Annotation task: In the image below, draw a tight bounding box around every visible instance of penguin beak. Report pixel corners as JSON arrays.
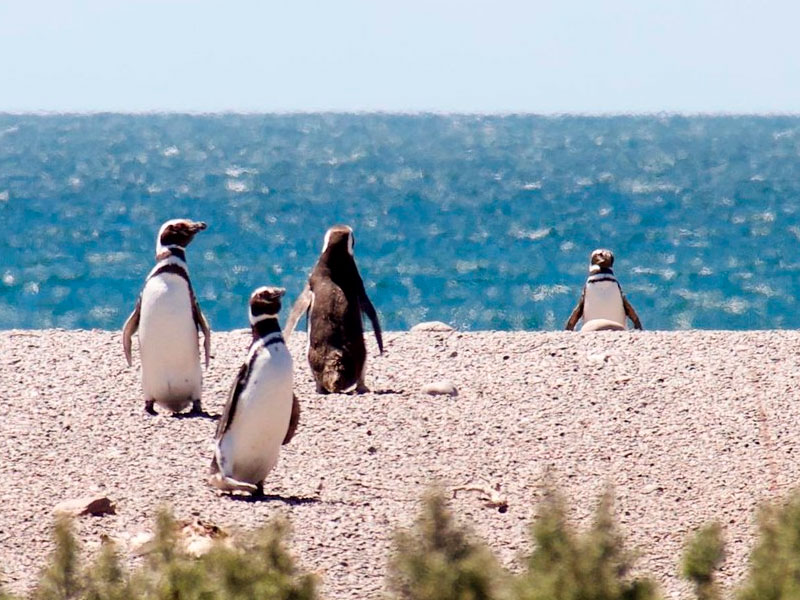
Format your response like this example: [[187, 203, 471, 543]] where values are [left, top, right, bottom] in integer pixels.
[[251, 286, 285, 302], [268, 288, 286, 300], [190, 221, 207, 233]]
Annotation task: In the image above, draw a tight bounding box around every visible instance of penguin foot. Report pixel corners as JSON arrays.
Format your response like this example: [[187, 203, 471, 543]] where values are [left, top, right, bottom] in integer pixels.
[[144, 400, 157, 416], [355, 381, 370, 394], [315, 381, 331, 394], [173, 401, 217, 421], [208, 473, 258, 494], [254, 482, 264, 497]]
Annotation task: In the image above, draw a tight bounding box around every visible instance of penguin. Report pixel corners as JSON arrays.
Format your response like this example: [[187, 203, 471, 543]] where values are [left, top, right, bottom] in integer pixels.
[[284, 225, 383, 394], [209, 286, 300, 496], [122, 219, 211, 415], [565, 248, 643, 331]]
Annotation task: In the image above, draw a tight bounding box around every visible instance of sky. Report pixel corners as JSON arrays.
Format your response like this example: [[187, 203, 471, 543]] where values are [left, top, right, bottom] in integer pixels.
[[1, 0, 799, 113]]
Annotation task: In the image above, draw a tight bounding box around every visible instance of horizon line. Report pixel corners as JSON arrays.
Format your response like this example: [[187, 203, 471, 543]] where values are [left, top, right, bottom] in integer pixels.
[[3, 109, 800, 118]]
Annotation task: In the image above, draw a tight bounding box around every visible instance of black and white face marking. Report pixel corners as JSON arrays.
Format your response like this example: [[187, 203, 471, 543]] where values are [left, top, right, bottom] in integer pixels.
[[249, 286, 285, 326], [321, 225, 354, 256], [589, 248, 615, 274], [156, 219, 207, 256]]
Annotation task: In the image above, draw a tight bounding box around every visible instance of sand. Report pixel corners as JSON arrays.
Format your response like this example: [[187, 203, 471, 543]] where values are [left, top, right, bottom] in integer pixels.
[[1, 328, 800, 598]]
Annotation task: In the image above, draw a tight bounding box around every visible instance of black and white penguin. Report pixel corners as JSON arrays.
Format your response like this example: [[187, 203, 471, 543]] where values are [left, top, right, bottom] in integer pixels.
[[209, 286, 300, 496], [122, 219, 211, 414], [284, 225, 383, 394], [565, 248, 643, 331]]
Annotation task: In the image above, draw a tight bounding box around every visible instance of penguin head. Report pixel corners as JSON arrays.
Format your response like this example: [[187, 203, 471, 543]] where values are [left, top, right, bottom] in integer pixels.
[[589, 248, 615, 273], [156, 219, 207, 254], [321, 225, 355, 257], [249, 286, 286, 325]]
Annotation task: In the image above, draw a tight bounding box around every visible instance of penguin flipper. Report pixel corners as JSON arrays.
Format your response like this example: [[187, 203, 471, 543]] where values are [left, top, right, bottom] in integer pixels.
[[215, 362, 248, 439], [282, 394, 301, 445], [359, 292, 384, 354], [209, 451, 220, 475], [283, 284, 311, 340], [622, 294, 643, 330], [565, 286, 586, 331], [122, 295, 142, 367], [191, 295, 212, 368]]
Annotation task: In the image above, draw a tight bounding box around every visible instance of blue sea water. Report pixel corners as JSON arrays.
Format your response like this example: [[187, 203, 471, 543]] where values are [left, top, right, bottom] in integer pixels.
[[1, 113, 799, 331]]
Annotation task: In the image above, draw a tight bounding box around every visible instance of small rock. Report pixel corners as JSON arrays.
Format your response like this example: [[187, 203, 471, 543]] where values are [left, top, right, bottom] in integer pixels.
[[54, 496, 116, 517], [185, 536, 215, 557], [452, 481, 508, 512], [421, 380, 458, 396], [181, 519, 226, 557], [411, 321, 455, 332], [130, 531, 155, 555], [132, 519, 227, 557], [587, 352, 611, 364]]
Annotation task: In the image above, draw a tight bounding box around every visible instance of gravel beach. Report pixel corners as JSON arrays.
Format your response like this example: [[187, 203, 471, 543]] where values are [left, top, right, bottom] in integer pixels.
[[2, 328, 800, 598]]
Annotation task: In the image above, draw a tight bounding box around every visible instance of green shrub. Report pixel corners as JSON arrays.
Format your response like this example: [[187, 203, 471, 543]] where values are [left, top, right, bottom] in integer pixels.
[[199, 519, 317, 600], [34, 517, 82, 600], [137, 508, 212, 600], [681, 523, 724, 600], [82, 541, 137, 600], [388, 488, 506, 600], [24, 508, 316, 600], [737, 491, 800, 600], [512, 489, 658, 600], [135, 508, 317, 600]]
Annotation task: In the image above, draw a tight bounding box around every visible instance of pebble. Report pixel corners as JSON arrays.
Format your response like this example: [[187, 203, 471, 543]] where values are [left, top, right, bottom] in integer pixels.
[[410, 321, 455, 332], [421, 380, 458, 396]]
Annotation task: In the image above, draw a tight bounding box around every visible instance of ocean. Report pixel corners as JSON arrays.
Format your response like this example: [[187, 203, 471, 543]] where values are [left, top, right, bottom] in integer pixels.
[[1, 113, 799, 331]]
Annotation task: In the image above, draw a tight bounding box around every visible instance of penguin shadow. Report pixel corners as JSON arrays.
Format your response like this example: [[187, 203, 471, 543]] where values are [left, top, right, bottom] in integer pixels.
[[312, 385, 404, 396], [170, 409, 220, 421], [226, 493, 321, 506], [366, 388, 404, 395]]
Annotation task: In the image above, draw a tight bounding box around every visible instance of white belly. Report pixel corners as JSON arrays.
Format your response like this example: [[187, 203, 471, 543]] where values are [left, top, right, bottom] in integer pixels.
[[216, 343, 294, 485], [138, 273, 202, 410], [583, 281, 626, 327]]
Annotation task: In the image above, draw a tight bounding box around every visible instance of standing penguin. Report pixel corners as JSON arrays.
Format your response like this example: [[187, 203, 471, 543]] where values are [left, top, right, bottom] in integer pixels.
[[284, 225, 383, 394], [122, 219, 211, 415], [209, 286, 300, 496], [565, 248, 643, 331]]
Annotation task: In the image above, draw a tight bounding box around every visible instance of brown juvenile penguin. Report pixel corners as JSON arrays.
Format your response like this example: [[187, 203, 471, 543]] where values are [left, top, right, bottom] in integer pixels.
[[284, 225, 383, 393]]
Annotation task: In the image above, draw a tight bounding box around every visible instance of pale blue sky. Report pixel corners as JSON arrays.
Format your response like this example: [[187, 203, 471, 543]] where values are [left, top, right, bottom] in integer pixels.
[[1, 0, 799, 113]]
